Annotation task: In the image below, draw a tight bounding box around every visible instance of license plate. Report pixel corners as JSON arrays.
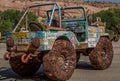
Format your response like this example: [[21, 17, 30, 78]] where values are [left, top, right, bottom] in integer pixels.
[[17, 44, 28, 51], [16, 39, 31, 44], [76, 43, 88, 49]]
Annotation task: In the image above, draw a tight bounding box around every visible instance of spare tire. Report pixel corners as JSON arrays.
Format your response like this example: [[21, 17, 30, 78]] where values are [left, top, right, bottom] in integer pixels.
[[9, 52, 41, 76], [29, 22, 44, 31]]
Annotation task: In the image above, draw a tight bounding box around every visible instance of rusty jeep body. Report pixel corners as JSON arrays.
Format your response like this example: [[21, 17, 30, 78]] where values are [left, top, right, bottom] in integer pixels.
[[4, 3, 113, 81]]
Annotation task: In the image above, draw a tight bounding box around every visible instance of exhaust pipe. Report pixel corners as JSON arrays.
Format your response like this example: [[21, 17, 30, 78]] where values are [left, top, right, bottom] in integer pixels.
[[3, 52, 10, 60]]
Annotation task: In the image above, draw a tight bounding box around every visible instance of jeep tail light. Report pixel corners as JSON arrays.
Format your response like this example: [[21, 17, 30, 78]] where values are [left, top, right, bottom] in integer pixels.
[[6, 38, 14, 47]]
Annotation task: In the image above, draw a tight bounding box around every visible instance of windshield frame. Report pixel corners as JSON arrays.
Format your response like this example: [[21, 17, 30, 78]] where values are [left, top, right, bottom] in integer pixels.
[[47, 6, 86, 22]]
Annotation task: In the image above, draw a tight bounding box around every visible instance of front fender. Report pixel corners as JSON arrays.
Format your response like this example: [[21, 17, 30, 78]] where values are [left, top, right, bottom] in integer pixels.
[[56, 31, 78, 47], [45, 31, 78, 50]]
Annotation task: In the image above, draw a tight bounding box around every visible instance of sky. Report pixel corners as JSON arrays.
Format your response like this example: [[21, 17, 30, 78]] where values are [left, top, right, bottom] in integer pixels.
[[84, 0, 120, 3]]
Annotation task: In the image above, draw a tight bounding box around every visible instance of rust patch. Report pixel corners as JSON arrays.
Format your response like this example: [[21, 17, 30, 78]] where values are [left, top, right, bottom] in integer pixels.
[[31, 38, 40, 48], [21, 54, 32, 63]]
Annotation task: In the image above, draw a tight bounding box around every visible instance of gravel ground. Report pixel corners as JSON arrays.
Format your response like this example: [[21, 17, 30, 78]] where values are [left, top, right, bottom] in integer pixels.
[[0, 41, 120, 81]]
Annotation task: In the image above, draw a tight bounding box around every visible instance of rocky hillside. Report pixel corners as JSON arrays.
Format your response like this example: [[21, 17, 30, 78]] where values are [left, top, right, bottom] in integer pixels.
[[0, 0, 120, 14]]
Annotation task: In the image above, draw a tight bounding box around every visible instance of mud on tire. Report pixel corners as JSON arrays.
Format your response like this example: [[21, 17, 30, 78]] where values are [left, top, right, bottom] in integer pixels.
[[89, 37, 113, 70], [43, 39, 76, 81], [9, 53, 41, 76]]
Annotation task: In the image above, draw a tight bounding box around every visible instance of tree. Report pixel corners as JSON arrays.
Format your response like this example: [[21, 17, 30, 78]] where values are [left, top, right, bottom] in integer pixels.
[[92, 8, 120, 35], [0, 20, 13, 35]]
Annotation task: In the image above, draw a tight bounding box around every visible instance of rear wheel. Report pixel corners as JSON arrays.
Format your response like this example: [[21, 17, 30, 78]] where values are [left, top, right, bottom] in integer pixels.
[[89, 37, 113, 69], [43, 39, 76, 80], [9, 53, 41, 76]]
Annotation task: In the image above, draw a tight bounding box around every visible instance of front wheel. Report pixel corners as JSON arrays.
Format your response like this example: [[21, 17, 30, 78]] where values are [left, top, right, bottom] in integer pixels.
[[89, 37, 113, 70], [43, 39, 76, 80]]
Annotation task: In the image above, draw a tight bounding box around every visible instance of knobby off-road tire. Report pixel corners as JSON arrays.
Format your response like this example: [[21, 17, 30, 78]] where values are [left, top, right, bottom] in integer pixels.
[[89, 37, 113, 70], [9, 53, 41, 76], [43, 39, 76, 81], [29, 22, 43, 31]]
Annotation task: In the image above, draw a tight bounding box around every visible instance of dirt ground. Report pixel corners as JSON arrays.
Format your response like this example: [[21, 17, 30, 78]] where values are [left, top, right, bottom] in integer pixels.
[[0, 41, 120, 81]]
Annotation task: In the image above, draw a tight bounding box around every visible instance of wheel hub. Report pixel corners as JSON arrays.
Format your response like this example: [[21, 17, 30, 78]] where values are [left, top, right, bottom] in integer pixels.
[[58, 55, 65, 66], [101, 48, 107, 59]]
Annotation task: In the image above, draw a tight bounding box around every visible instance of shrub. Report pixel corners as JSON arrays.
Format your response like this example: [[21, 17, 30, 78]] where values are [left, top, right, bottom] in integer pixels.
[[0, 9, 37, 36], [92, 8, 120, 35]]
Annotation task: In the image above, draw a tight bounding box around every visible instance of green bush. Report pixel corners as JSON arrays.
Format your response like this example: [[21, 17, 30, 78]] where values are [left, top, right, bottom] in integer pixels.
[[92, 8, 120, 35], [0, 9, 37, 35]]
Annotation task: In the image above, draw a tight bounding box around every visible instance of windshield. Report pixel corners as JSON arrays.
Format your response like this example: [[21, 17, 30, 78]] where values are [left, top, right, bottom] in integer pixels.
[[47, 6, 86, 21], [61, 7, 85, 21]]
